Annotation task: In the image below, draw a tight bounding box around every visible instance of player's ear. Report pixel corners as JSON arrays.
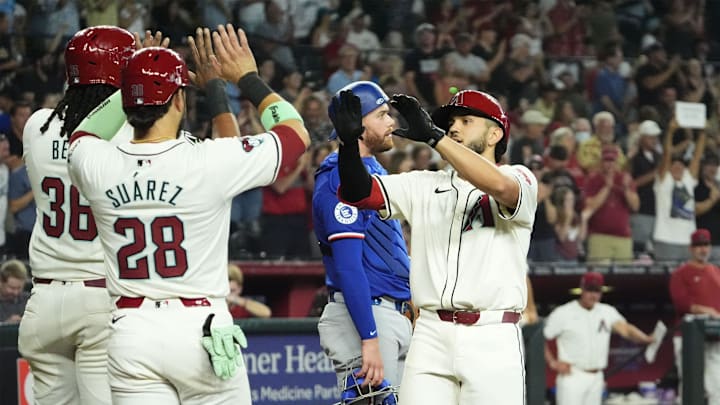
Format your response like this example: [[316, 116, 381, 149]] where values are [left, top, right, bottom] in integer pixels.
[[487, 123, 503, 147], [171, 89, 185, 113]]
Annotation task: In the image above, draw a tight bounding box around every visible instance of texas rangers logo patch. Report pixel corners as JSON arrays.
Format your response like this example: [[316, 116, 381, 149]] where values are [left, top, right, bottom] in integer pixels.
[[334, 203, 358, 224], [240, 136, 264, 152]]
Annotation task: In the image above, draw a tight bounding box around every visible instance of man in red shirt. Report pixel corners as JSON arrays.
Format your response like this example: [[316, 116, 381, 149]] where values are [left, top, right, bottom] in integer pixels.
[[669, 228, 720, 404], [583, 145, 639, 263]]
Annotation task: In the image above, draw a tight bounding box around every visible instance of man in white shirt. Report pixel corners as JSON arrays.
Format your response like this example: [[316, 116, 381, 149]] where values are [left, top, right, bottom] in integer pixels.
[[544, 272, 654, 405]]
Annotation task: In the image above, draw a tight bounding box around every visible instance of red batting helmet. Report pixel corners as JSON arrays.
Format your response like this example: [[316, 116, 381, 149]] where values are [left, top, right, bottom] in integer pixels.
[[121, 47, 190, 107], [65, 26, 135, 88], [431, 90, 510, 140]]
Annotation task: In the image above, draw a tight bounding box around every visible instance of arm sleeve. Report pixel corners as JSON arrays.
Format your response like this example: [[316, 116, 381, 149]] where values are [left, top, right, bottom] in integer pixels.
[[606, 305, 626, 326], [496, 165, 538, 226], [330, 237, 378, 340], [72, 90, 126, 141]]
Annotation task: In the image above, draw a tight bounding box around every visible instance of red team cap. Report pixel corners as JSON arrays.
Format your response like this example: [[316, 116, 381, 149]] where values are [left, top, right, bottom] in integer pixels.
[[65, 26, 136, 88], [691, 228, 712, 246], [121, 47, 190, 107], [580, 272, 605, 293], [431, 90, 510, 141]]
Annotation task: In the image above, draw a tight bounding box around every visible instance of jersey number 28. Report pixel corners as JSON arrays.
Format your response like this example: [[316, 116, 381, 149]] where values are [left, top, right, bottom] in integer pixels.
[[41, 177, 97, 240], [114, 216, 188, 279]]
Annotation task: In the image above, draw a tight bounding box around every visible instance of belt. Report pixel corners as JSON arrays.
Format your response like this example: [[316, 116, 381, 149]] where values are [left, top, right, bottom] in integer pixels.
[[436, 309, 521, 325], [34, 277, 106, 288], [582, 368, 603, 373], [115, 296, 212, 309], [328, 292, 410, 314]]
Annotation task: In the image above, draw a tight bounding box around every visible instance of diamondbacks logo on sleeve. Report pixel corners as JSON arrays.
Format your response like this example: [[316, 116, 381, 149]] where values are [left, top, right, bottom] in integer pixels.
[[240, 136, 264, 152]]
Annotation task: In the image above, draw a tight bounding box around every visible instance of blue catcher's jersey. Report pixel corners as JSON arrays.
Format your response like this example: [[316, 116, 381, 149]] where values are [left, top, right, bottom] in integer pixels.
[[312, 152, 410, 301]]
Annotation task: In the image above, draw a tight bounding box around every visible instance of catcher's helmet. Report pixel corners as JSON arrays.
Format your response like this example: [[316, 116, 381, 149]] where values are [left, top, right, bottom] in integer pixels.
[[328, 81, 390, 140], [64, 25, 135, 88], [336, 368, 398, 405], [431, 90, 510, 140], [121, 47, 190, 107]]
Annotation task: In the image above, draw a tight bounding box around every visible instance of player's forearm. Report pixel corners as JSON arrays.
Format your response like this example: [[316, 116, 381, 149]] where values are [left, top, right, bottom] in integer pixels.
[[332, 238, 378, 340], [626, 324, 654, 344], [544, 343, 559, 368], [205, 79, 239, 138], [690, 304, 720, 317], [434, 137, 519, 207], [244, 299, 272, 318]]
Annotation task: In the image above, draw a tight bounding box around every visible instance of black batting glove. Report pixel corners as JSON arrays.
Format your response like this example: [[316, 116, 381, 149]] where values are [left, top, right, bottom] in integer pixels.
[[389, 94, 445, 147], [330, 90, 364, 146]]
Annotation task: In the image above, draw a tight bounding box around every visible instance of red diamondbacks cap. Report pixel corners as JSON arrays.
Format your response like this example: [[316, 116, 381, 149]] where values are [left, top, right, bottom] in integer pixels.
[[580, 272, 605, 292], [691, 228, 712, 246]]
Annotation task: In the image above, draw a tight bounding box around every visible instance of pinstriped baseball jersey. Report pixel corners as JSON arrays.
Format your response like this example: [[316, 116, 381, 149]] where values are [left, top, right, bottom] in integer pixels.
[[374, 164, 537, 311], [68, 132, 281, 299], [23, 108, 133, 280]]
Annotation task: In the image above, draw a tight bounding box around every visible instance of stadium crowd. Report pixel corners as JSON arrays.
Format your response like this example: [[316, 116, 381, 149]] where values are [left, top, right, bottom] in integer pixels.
[[0, 0, 718, 266]]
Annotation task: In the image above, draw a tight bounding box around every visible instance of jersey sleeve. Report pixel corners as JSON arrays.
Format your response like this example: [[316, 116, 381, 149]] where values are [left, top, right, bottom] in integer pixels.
[[374, 171, 430, 221], [204, 131, 282, 199], [67, 132, 116, 196], [606, 304, 626, 326], [543, 306, 565, 340], [496, 164, 538, 226]]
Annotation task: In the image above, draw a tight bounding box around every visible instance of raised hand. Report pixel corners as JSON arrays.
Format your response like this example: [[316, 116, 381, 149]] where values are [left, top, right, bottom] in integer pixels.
[[134, 30, 170, 49], [188, 27, 222, 88], [211, 24, 258, 83], [329, 90, 364, 146], [390, 94, 445, 147]]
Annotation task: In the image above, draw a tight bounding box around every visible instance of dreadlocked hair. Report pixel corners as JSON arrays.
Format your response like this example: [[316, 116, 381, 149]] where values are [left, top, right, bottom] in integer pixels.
[[40, 84, 118, 138]]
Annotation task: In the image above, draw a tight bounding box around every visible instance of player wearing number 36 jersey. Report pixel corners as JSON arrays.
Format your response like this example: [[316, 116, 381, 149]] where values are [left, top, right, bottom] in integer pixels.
[[19, 26, 135, 405], [68, 25, 309, 404]]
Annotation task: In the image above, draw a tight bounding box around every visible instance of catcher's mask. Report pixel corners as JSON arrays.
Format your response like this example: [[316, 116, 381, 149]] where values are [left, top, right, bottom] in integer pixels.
[[335, 367, 398, 405]]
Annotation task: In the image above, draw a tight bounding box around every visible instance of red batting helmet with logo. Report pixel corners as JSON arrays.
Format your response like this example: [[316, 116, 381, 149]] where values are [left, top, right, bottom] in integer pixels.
[[65, 26, 135, 88], [431, 90, 510, 140], [121, 47, 190, 107]]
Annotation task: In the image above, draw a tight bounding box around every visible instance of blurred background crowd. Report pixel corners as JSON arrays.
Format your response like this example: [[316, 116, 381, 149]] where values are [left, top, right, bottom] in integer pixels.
[[0, 0, 718, 267]]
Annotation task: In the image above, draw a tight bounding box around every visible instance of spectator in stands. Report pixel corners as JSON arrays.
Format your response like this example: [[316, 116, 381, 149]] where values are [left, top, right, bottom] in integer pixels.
[[227, 264, 272, 319], [387, 150, 413, 175], [584, 145, 639, 263], [344, 8, 380, 62], [259, 152, 312, 259], [545, 272, 654, 405], [664, 0, 705, 59], [81, 0, 118, 26], [0, 259, 28, 323], [491, 32, 542, 110], [551, 185, 584, 262], [254, 0, 297, 72], [577, 111, 626, 173], [572, 117, 592, 144], [0, 12, 20, 93], [301, 95, 333, 145], [7, 151, 33, 259], [151, 0, 193, 46], [677, 58, 715, 108], [545, 0, 586, 57], [549, 127, 583, 186], [592, 41, 626, 119], [433, 54, 470, 106], [635, 42, 680, 109], [653, 120, 706, 262], [200, 0, 235, 30], [543, 145, 580, 197], [310, 7, 334, 48], [556, 70, 588, 120], [532, 84, 559, 121], [472, 26, 505, 65], [404, 23, 445, 108], [326, 43, 365, 95], [548, 100, 577, 135], [509, 109, 548, 166], [669, 228, 720, 404], [694, 154, 720, 259], [630, 120, 662, 255], [528, 155, 559, 262], [6, 101, 30, 160], [279, 71, 312, 107], [586, 1, 620, 52], [446, 32, 491, 85], [0, 134, 7, 254], [410, 144, 435, 171]]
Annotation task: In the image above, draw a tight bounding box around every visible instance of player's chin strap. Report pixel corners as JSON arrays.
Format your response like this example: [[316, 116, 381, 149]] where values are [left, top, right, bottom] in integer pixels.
[[333, 367, 399, 405]]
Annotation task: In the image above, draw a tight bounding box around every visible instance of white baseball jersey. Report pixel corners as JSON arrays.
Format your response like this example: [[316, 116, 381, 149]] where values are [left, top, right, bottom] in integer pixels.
[[23, 108, 133, 280], [544, 300, 625, 370], [68, 132, 281, 299], [375, 164, 537, 311]]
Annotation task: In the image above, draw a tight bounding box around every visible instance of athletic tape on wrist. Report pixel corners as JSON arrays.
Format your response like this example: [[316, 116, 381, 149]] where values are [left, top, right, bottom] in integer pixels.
[[260, 101, 304, 130], [205, 79, 231, 118], [236, 72, 273, 107]]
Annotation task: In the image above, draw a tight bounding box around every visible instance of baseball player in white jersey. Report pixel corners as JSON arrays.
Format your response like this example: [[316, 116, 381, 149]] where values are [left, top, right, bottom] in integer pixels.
[[17, 26, 136, 405], [330, 89, 537, 404], [67, 25, 309, 404], [544, 272, 654, 405]]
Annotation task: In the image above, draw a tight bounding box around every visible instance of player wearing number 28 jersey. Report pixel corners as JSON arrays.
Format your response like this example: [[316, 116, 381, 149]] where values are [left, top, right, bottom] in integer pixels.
[[19, 26, 135, 405], [68, 25, 309, 404]]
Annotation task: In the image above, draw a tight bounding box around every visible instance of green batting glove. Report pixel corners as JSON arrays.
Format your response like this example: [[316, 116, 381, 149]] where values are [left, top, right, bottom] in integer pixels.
[[201, 314, 248, 380]]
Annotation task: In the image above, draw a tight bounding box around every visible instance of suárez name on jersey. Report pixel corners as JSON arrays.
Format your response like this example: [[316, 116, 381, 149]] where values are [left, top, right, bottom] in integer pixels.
[[105, 179, 183, 208]]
